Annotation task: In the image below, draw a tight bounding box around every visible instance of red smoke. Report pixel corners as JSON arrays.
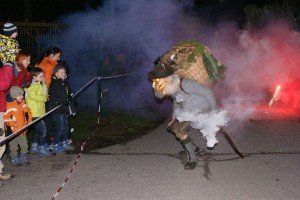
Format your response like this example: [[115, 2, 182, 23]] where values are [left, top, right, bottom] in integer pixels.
[[212, 21, 300, 120]]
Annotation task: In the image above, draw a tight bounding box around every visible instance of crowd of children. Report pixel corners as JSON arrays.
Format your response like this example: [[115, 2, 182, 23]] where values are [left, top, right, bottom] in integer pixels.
[[0, 23, 76, 185]]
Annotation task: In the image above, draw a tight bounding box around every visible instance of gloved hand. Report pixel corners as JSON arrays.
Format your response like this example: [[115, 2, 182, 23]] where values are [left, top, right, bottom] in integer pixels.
[[63, 100, 72, 105]]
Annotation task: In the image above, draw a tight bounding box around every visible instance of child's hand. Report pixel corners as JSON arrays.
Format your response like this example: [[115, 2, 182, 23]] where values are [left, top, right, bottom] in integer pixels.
[[14, 122, 18, 128]]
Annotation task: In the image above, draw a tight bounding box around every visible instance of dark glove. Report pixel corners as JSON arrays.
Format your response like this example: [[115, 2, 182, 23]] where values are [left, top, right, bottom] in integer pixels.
[[63, 100, 72, 105]]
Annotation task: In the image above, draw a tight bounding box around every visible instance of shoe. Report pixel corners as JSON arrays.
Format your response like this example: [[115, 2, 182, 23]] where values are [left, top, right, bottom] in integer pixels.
[[179, 147, 200, 156], [52, 143, 64, 154], [38, 145, 52, 157], [61, 140, 74, 151], [48, 143, 53, 151], [11, 155, 22, 167], [0, 128, 4, 136], [184, 161, 197, 170], [30, 143, 38, 154], [0, 172, 13, 180], [206, 136, 218, 149], [19, 154, 30, 166], [207, 143, 218, 150]]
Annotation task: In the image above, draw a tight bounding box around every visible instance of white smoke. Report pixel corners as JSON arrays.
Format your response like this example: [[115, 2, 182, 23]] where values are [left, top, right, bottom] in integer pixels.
[[177, 110, 230, 147], [55, 0, 300, 120]]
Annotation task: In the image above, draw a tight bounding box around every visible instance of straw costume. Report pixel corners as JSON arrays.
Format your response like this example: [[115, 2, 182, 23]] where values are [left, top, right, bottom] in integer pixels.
[[148, 41, 229, 170]]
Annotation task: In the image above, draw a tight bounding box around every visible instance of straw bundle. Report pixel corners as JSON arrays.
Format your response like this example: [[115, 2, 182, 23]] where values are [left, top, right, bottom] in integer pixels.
[[159, 41, 224, 88]]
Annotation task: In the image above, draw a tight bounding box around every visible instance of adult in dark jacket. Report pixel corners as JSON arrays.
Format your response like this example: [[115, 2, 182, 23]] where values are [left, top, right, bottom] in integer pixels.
[[48, 65, 74, 153]]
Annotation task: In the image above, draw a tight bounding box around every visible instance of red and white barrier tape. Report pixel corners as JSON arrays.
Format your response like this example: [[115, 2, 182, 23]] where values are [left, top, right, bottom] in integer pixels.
[[51, 134, 93, 200], [51, 72, 140, 199]]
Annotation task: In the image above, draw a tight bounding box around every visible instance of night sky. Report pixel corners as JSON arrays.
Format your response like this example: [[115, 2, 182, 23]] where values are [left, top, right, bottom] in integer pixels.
[[0, 0, 103, 22], [1, 0, 299, 25]]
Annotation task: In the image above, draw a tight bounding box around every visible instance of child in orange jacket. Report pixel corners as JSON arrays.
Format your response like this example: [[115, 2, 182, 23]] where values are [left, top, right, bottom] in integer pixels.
[[4, 86, 32, 166]]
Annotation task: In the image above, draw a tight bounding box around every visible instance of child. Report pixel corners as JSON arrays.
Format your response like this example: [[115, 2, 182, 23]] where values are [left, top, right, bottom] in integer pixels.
[[25, 67, 51, 157], [48, 65, 74, 153], [36, 46, 62, 147], [4, 86, 32, 166], [0, 23, 20, 75]]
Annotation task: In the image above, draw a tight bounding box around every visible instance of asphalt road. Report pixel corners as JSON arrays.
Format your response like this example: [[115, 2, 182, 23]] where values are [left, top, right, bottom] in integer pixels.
[[0, 119, 300, 200]]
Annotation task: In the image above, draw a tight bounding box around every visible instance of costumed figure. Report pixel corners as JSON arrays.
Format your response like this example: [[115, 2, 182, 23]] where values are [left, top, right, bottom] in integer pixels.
[[148, 41, 229, 170]]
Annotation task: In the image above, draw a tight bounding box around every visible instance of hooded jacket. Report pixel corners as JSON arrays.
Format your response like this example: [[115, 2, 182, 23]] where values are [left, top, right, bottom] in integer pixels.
[[25, 81, 48, 117], [4, 99, 32, 135], [48, 75, 72, 115]]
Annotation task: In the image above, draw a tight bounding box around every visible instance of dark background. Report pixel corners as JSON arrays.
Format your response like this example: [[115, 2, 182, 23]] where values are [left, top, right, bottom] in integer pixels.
[[0, 0, 103, 22], [1, 0, 300, 25]]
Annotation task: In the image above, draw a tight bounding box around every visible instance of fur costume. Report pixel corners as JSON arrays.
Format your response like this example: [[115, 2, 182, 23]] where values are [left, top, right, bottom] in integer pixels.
[[155, 74, 229, 147], [148, 41, 229, 169]]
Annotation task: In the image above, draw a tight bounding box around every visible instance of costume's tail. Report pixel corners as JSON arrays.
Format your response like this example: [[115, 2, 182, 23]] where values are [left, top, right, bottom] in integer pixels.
[[219, 128, 244, 159]]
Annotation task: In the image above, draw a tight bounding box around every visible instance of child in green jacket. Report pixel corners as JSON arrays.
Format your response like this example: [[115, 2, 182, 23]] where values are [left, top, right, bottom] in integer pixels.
[[25, 67, 51, 157]]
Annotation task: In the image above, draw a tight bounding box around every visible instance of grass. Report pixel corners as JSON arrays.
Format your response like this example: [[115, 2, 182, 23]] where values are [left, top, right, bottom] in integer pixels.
[[70, 110, 167, 151], [25, 109, 166, 152]]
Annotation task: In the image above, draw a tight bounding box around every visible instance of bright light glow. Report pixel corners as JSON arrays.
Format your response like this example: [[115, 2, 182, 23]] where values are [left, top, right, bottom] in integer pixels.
[[269, 85, 281, 107], [152, 79, 167, 95]]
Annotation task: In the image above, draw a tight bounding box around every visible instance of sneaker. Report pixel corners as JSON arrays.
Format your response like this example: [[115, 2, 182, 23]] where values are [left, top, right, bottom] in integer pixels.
[[38, 145, 52, 157], [48, 143, 53, 151], [61, 140, 74, 151], [30, 143, 38, 154], [11, 155, 22, 167], [19, 154, 30, 166], [0, 172, 13, 180], [52, 143, 64, 154]]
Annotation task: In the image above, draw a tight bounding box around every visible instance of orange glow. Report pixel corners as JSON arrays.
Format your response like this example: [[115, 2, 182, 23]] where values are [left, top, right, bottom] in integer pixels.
[[152, 79, 167, 95]]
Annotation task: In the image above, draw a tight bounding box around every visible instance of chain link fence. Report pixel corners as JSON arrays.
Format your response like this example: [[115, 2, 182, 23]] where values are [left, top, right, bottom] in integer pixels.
[[2, 22, 102, 111]]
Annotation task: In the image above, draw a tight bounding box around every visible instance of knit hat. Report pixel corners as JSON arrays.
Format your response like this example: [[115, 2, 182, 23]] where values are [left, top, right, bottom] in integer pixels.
[[3, 23, 18, 37], [10, 86, 24, 99], [147, 62, 175, 79], [53, 64, 66, 75]]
